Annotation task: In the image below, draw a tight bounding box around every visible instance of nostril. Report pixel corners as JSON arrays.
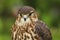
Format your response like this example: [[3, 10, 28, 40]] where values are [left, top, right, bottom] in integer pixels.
[[24, 18, 26, 21]]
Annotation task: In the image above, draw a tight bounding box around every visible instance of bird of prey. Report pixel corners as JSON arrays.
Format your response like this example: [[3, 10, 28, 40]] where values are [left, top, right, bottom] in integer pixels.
[[11, 6, 52, 40]]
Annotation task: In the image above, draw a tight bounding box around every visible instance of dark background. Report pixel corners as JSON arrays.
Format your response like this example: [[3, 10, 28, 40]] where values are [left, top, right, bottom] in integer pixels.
[[0, 0, 60, 40]]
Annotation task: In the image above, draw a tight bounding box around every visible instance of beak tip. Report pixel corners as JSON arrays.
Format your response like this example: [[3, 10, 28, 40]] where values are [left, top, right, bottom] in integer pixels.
[[24, 18, 26, 21]]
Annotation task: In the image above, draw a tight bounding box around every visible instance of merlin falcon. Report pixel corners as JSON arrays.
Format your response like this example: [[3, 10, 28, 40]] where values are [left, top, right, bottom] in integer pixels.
[[11, 6, 52, 40]]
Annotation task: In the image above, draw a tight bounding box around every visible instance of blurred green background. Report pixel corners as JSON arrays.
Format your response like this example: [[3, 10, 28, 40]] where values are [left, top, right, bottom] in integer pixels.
[[0, 0, 60, 40]]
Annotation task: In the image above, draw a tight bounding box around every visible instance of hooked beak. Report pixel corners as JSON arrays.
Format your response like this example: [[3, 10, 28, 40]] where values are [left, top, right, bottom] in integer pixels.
[[23, 15, 27, 21], [24, 18, 26, 21]]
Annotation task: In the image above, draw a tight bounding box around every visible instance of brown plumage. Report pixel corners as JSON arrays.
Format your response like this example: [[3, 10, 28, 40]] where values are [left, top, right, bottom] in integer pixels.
[[11, 6, 52, 40]]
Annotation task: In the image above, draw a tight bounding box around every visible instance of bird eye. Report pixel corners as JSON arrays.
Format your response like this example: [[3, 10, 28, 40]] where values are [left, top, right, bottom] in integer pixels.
[[20, 14, 22, 17], [29, 13, 32, 16], [29, 11, 34, 16]]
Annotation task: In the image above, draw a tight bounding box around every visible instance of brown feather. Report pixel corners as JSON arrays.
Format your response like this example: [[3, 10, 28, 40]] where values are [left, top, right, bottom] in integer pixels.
[[35, 20, 52, 40]]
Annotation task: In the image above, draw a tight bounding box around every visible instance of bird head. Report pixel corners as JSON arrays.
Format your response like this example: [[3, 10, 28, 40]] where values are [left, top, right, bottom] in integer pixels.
[[16, 6, 38, 26]]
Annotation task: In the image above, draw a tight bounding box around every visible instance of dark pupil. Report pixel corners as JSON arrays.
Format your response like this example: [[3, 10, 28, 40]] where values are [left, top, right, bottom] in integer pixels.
[[29, 13, 32, 16], [20, 14, 22, 17]]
